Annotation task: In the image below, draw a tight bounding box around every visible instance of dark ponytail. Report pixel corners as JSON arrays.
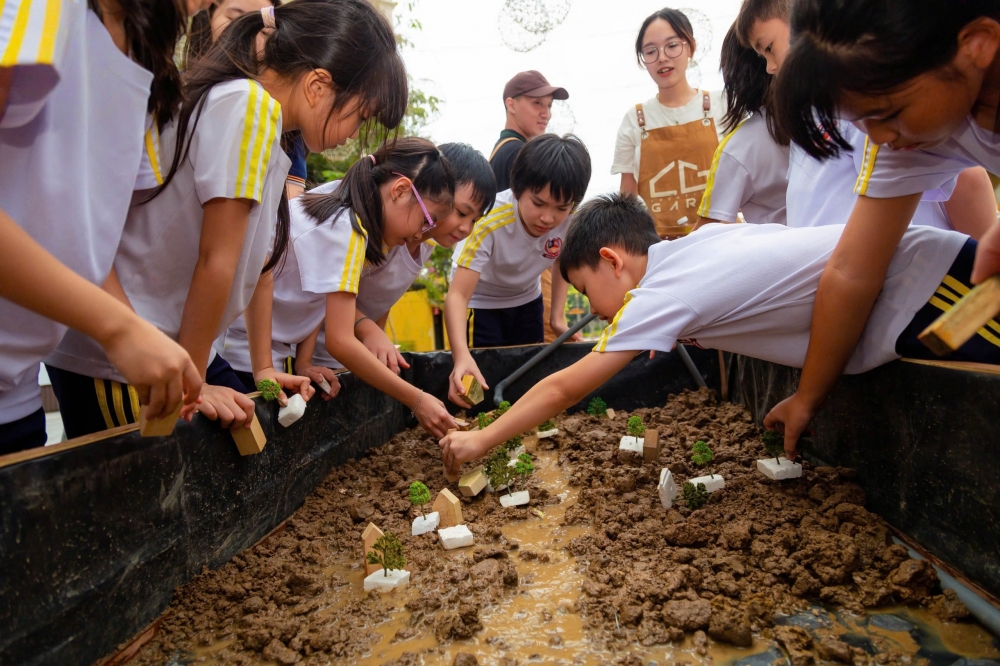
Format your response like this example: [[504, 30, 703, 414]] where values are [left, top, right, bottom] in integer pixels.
[[719, 24, 782, 141], [773, 0, 1000, 160], [87, 0, 185, 129], [301, 137, 456, 267], [151, 0, 408, 275], [183, 0, 284, 71]]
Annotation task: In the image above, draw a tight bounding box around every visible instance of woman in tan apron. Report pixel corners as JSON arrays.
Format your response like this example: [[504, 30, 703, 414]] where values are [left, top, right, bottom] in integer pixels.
[[613, 8, 726, 237]]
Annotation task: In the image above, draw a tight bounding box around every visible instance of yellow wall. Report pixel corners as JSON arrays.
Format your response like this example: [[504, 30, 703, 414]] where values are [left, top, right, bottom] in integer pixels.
[[384, 289, 436, 352]]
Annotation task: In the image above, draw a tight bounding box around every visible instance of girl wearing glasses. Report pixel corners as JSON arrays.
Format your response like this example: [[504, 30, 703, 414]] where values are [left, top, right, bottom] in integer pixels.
[[612, 8, 726, 238], [217, 137, 461, 438]]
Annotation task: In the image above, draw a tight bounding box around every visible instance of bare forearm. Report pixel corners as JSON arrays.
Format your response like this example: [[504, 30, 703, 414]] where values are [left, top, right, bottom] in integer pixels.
[[620, 173, 638, 195], [327, 333, 420, 406], [295, 324, 321, 372], [244, 272, 275, 376], [178, 261, 237, 377], [549, 263, 570, 327], [945, 167, 997, 241], [445, 291, 472, 359]]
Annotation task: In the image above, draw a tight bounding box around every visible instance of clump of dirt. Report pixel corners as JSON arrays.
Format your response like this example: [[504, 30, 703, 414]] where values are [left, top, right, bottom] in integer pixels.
[[557, 388, 965, 663]]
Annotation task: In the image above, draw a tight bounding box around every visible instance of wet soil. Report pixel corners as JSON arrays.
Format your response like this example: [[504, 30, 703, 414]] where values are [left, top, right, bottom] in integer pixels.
[[120, 389, 998, 666]]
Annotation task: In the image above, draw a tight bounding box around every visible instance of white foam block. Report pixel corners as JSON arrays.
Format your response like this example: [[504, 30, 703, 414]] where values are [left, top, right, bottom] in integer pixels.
[[658, 468, 678, 509], [363, 568, 410, 592], [499, 490, 530, 507], [538, 428, 559, 439], [316, 377, 333, 395], [439, 524, 474, 550], [756, 458, 802, 480], [688, 474, 725, 493], [411, 511, 440, 536], [277, 394, 307, 427], [508, 445, 526, 459], [619, 436, 644, 454]]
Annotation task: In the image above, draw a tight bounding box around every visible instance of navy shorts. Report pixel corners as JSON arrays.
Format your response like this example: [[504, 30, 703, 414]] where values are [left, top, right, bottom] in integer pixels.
[[0, 407, 46, 456], [468, 295, 544, 348], [47, 354, 248, 439], [896, 238, 1000, 364]]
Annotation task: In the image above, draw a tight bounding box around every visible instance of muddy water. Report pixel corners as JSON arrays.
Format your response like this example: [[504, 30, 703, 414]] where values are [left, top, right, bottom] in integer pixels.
[[188, 445, 1000, 666]]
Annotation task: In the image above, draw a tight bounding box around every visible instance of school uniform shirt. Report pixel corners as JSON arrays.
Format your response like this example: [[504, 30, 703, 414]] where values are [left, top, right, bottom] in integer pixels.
[[451, 189, 569, 309], [696, 112, 789, 225], [308, 240, 435, 367], [611, 91, 727, 180], [785, 121, 955, 230], [594, 223, 967, 373], [0, 6, 152, 422], [47, 78, 290, 381], [216, 180, 367, 372]]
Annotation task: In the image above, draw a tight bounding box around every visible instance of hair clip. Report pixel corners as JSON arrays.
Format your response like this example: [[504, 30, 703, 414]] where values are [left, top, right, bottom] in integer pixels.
[[261, 6, 276, 29], [369, 155, 377, 165]]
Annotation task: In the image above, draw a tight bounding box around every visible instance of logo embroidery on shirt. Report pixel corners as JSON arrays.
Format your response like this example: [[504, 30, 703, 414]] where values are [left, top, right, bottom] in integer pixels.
[[542, 237, 563, 259]]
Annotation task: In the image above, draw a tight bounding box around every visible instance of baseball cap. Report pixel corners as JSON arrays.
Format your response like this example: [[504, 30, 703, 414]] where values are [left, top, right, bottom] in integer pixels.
[[502, 70, 569, 101]]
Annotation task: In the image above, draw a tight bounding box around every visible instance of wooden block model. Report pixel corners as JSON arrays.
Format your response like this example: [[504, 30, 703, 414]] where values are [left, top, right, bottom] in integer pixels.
[[642, 429, 660, 463], [459, 374, 484, 406], [454, 418, 471, 431], [458, 466, 487, 497], [919, 274, 1000, 355], [231, 413, 267, 456], [362, 522, 383, 576], [606, 408, 616, 420], [138, 402, 183, 437], [432, 488, 463, 528]]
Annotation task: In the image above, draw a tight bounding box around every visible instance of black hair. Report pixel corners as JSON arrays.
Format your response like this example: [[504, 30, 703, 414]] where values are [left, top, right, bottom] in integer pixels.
[[439, 143, 497, 217], [151, 0, 408, 275], [735, 0, 791, 47], [185, 0, 283, 69], [773, 0, 1000, 160], [88, 0, 185, 129], [635, 8, 696, 67], [302, 137, 455, 267], [719, 24, 782, 140], [559, 193, 661, 281], [509, 134, 592, 207]]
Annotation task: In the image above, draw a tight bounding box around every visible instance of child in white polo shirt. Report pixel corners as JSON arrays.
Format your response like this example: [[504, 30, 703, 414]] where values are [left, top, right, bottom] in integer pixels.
[[444, 134, 591, 407], [438, 193, 1000, 469]]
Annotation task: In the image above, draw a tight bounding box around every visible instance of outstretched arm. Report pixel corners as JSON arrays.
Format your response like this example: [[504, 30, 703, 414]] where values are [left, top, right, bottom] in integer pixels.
[[548, 262, 582, 341], [444, 266, 489, 405]]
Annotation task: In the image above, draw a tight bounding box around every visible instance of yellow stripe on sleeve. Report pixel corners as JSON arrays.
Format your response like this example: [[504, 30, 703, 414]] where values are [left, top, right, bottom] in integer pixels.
[[853, 136, 880, 196], [593, 292, 634, 353], [0, 0, 34, 66], [243, 87, 279, 200], [251, 97, 281, 201], [697, 120, 744, 218], [36, 0, 60, 63], [234, 82, 260, 199], [456, 204, 516, 268], [144, 126, 163, 185]]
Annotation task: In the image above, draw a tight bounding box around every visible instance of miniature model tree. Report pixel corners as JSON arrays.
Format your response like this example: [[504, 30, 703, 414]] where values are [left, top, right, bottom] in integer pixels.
[[256, 378, 282, 401], [477, 411, 494, 430], [587, 396, 607, 417], [495, 400, 511, 417], [409, 481, 431, 518], [485, 448, 515, 493], [627, 416, 645, 438], [511, 453, 534, 493], [366, 532, 406, 577], [503, 433, 523, 454], [761, 430, 784, 464], [682, 481, 709, 510], [691, 440, 714, 467], [539, 419, 556, 432]]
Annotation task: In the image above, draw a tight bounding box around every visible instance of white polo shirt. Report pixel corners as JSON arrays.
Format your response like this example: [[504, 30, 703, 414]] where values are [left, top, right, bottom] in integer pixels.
[[0, 6, 152, 421], [216, 180, 369, 372], [697, 112, 789, 226], [595, 223, 966, 374], [47, 78, 290, 381], [452, 189, 569, 309]]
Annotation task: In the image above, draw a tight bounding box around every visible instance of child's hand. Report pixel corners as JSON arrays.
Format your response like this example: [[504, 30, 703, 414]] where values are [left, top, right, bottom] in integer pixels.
[[100, 315, 202, 420], [359, 324, 410, 375], [254, 367, 315, 405], [296, 365, 341, 401], [197, 384, 256, 428], [448, 357, 488, 407], [414, 391, 458, 438], [551, 318, 583, 342], [763, 392, 818, 460], [440, 430, 491, 471]]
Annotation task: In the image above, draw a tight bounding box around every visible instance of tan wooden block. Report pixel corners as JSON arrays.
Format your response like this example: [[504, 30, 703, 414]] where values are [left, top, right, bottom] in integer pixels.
[[522, 434, 539, 453], [454, 418, 471, 431], [231, 413, 266, 456], [362, 522, 383, 576], [920, 274, 1000, 355], [643, 429, 660, 463], [459, 375, 484, 406], [458, 466, 487, 497], [433, 488, 463, 528], [606, 408, 616, 420], [138, 401, 183, 437]]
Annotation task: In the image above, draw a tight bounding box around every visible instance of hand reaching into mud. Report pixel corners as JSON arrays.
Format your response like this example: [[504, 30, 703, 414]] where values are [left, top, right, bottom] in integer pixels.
[[440, 430, 492, 471]]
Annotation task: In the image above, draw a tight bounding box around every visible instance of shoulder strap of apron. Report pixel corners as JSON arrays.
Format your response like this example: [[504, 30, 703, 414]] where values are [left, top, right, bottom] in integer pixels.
[[489, 136, 522, 161], [702, 91, 711, 118], [635, 103, 646, 129]]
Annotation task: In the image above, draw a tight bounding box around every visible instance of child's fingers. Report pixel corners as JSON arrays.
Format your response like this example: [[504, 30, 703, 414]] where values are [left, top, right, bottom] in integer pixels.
[[277, 391, 289, 407], [145, 382, 166, 420], [181, 361, 203, 407], [396, 350, 411, 369], [236, 394, 255, 428]]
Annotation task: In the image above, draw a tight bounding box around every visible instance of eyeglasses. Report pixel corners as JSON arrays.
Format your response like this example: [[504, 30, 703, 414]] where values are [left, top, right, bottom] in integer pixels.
[[640, 40, 688, 64], [393, 172, 435, 234]]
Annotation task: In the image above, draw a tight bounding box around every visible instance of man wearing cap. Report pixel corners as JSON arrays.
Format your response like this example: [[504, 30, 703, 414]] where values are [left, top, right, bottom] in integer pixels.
[[489, 70, 569, 192]]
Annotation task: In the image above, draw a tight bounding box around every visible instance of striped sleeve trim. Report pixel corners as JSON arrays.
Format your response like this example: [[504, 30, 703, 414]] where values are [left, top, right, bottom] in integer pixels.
[[455, 203, 516, 268], [144, 124, 164, 186], [853, 136, 880, 197], [593, 292, 634, 353], [697, 120, 745, 218], [0, 0, 62, 66], [336, 216, 369, 293], [234, 81, 281, 202]]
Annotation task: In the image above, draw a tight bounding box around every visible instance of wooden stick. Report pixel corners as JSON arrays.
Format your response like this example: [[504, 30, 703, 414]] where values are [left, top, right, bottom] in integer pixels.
[[919, 275, 1000, 355]]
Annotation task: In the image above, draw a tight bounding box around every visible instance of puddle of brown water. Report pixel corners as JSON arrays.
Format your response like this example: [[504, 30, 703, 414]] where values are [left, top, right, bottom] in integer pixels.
[[190, 448, 999, 666]]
